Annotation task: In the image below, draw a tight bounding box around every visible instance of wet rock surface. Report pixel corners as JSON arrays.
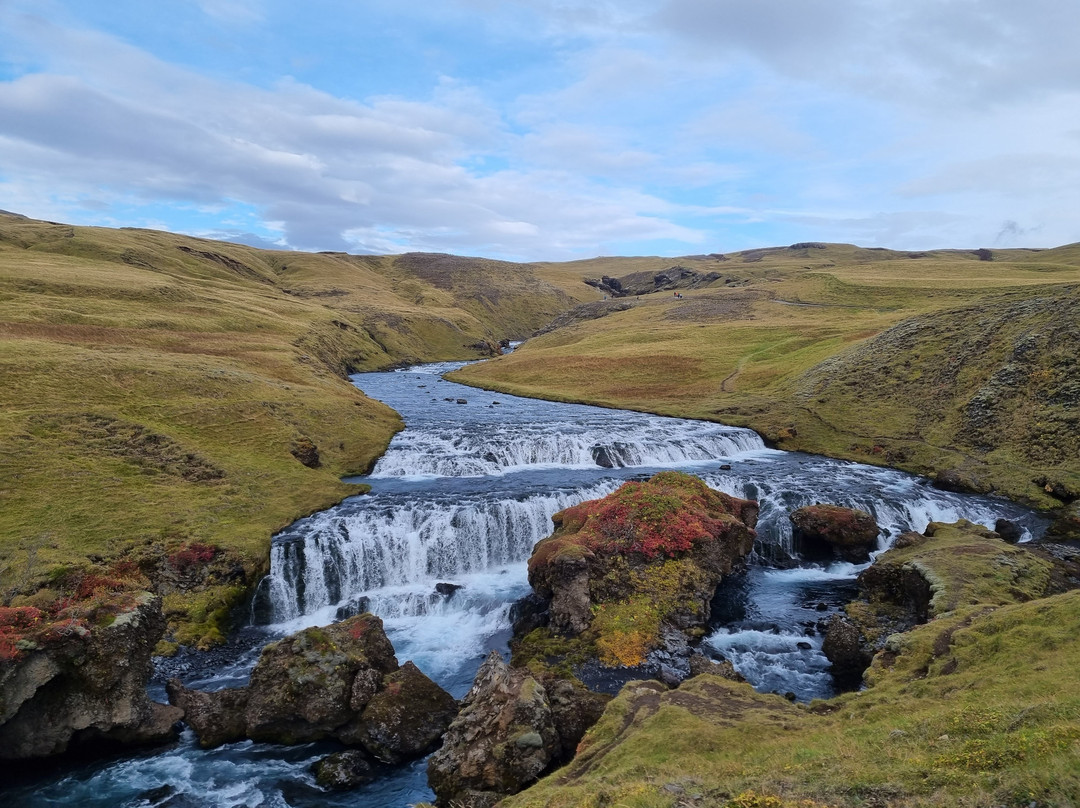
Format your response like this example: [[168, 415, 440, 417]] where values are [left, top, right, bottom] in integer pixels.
[[166, 614, 456, 765], [822, 615, 874, 690], [427, 651, 606, 807], [790, 504, 881, 563], [312, 749, 378, 790]]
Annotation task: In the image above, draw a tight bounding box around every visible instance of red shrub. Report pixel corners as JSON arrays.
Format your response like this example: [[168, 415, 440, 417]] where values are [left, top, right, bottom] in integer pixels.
[[541, 472, 754, 564], [168, 542, 218, 572]]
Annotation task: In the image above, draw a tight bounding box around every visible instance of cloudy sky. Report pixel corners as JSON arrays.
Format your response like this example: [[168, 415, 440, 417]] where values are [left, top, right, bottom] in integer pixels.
[[1, 1, 1078, 260]]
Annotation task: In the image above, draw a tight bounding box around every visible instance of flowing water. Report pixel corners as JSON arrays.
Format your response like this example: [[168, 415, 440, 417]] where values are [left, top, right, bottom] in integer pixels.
[[4, 361, 1048, 807]]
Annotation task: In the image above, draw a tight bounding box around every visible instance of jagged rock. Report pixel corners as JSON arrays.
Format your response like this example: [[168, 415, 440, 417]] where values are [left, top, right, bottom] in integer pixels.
[[790, 504, 880, 563], [164, 681, 247, 748], [427, 652, 563, 807], [334, 596, 371, 621], [509, 592, 549, 636], [167, 614, 456, 765], [0, 593, 182, 760], [545, 555, 592, 635], [313, 749, 377, 790], [544, 676, 609, 754], [435, 582, 463, 597], [822, 615, 873, 689], [244, 615, 398, 744], [857, 559, 932, 625], [290, 437, 321, 468], [344, 661, 458, 763]]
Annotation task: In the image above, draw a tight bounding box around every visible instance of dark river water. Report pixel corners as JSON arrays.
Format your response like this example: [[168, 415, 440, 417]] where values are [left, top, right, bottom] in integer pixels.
[[3, 361, 1047, 807]]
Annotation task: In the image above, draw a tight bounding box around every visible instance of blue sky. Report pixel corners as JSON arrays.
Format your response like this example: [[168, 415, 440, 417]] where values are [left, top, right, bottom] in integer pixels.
[[1, 0, 1078, 260]]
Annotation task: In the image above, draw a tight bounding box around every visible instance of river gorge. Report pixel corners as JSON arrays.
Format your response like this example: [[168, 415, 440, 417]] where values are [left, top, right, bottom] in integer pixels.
[[5, 361, 1048, 807]]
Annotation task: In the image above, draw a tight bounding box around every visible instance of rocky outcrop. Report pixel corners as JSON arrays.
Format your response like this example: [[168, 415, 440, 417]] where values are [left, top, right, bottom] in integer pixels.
[[0, 592, 182, 760], [790, 504, 881, 563], [822, 614, 874, 690], [164, 682, 249, 748], [167, 614, 456, 765], [289, 437, 321, 468], [428, 651, 607, 808], [583, 266, 726, 298], [343, 661, 460, 763], [519, 472, 757, 675], [827, 519, 1055, 690], [527, 473, 756, 669], [932, 467, 992, 495], [687, 651, 744, 681]]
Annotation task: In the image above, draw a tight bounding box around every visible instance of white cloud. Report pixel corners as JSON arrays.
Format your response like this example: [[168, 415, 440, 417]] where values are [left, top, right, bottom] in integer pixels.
[[0, 0, 1078, 257]]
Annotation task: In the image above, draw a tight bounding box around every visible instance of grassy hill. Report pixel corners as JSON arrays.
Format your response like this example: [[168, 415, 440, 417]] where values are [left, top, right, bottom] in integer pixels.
[[0, 212, 572, 647], [451, 242, 1080, 512], [4, 218, 1078, 647], [501, 521, 1080, 808]]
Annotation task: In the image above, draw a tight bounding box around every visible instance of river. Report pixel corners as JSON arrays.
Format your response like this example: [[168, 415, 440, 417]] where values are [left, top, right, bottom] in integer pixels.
[[3, 361, 1048, 807]]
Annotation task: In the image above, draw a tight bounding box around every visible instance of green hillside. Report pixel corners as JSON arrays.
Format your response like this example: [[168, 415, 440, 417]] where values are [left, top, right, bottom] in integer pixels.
[[0, 213, 572, 646], [452, 242, 1080, 512], [503, 527, 1080, 807]]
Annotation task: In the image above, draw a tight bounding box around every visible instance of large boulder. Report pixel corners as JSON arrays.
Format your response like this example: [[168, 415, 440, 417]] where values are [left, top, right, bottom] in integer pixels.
[[164, 682, 248, 748], [167, 614, 457, 765], [790, 504, 880, 563], [428, 652, 605, 808], [0, 592, 182, 760], [243, 614, 398, 744], [343, 661, 459, 763], [522, 471, 757, 672]]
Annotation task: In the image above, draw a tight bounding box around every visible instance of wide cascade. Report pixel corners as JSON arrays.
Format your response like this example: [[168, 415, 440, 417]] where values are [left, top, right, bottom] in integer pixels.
[[260, 361, 1043, 694], [11, 360, 1046, 808]]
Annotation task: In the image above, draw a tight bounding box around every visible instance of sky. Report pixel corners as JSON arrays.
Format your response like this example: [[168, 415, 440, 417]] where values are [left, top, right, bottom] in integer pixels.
[[1, 1, 1078, 261]]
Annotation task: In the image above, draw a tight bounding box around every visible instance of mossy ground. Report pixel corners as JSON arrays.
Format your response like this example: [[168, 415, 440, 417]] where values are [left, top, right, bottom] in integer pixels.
[[502, 522, 1080, 808], [451, 244, 1080, 511], [0, 214, 572, 645]]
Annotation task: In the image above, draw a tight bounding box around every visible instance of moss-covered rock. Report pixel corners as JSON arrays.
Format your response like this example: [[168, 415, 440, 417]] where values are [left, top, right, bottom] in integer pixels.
[[346, 661, 458, 763], [244, 615, 398, 744], [522, 472, 757, 671], [167, 614, 457, 766], [0, 591, 182, 760], [312, 749, 377, 790], [428, 651, 605, 807]]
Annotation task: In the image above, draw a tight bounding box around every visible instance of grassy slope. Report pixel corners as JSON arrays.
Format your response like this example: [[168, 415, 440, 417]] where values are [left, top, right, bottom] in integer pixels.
[[502, 522, 1080, 808], [452, 243, 1080, 509], [0, 213, 572, 645]]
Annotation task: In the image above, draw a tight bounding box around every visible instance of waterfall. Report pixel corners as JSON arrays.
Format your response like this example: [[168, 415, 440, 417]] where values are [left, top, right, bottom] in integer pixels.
[[259, 361, 1046, 690], [369, 417, 766, 478], [263, 483, 619, 623]]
